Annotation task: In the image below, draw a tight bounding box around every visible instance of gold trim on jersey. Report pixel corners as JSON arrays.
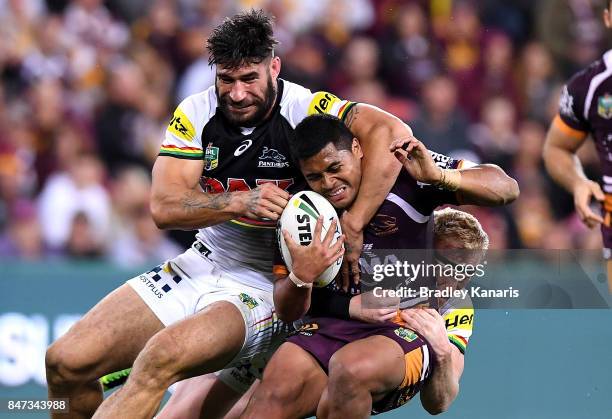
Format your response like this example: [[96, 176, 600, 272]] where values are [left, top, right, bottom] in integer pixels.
[[553, 114, 588, 140]]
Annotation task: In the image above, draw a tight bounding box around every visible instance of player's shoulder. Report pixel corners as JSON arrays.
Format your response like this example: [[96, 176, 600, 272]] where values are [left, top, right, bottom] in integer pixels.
[[279, 79, 313, 104], [278, 79, 354, 127], [178, 86, 218, 119], [277, 79, 313, 127], [278, 79, 342, 105], [166, 87, 217, 146], [566, 50, 612, 94], [441, 295, 474, 324]]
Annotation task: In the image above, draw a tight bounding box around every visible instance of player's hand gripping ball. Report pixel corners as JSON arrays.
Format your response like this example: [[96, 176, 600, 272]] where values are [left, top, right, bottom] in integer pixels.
[[278, 191, 343, 287]]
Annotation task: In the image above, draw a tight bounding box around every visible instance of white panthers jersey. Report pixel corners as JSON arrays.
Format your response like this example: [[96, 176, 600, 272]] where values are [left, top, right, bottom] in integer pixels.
[[160, 79, 356, 291]]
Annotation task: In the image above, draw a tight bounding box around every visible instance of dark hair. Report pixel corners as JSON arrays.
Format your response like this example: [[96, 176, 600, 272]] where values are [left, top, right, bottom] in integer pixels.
[[206, 9, 278, 69], [291, 114, 354, 162]]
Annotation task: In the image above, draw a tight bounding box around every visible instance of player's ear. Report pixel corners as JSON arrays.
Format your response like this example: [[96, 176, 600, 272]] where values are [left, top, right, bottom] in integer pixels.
[[352, 138, 363, 159], [269, 56, 281, 79]]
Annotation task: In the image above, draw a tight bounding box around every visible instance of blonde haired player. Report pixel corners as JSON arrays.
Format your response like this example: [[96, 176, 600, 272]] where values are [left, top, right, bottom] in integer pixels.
[[153, 207, 488, 419]]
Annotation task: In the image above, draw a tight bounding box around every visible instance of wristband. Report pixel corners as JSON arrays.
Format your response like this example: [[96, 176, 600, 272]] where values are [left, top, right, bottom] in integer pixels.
[[436, 169, 462, 191], [289, 272, 313, 289]]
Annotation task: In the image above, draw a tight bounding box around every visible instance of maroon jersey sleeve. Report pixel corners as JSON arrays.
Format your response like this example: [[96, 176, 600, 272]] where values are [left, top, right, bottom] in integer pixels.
[[557, 67, 593, 136]]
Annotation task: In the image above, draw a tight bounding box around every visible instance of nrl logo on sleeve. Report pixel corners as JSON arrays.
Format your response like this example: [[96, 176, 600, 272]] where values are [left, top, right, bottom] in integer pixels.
[[598, 93, 612, 119], [258, 147, 289, 168], [204, 142, 219, 171]]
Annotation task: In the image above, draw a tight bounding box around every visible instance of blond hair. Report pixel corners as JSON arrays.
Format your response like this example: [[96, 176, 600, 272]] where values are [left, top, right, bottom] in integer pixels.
[[433, 208, 489, 250]]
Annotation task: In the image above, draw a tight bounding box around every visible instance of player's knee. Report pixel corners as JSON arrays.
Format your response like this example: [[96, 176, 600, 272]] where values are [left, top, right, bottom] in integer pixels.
[[131, 332, 181, 389], [256, 372, 305, 407], [45, 338, 96, 388], [328, 354, 375, 392]]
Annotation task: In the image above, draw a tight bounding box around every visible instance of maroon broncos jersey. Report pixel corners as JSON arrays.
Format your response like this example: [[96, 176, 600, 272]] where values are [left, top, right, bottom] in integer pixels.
[[273, 151, 465, 303], [555, 50, 612, 256]]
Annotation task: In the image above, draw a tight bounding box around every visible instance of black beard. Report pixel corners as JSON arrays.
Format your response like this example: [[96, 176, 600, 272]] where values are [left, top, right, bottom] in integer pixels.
[[217, 76, 277, 127]]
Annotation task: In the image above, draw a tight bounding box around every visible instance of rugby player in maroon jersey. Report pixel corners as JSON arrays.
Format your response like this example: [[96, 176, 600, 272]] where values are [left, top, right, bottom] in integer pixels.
[[543, 0, 612, 293], [238, 114, 517, 418]]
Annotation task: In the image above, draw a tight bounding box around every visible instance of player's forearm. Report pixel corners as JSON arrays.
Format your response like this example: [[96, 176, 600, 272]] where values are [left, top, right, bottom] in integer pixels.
[[420, 354, 460, 415], [273, 276, 312, 322], [456, 164, 519, 206], [345, 104, 406, 227], [150, 189, 244, 230], [543, 142, 588, 194]]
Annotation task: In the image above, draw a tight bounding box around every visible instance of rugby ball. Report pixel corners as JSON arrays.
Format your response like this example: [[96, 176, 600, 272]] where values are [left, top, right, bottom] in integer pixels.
[[278, 191, 343, 287]]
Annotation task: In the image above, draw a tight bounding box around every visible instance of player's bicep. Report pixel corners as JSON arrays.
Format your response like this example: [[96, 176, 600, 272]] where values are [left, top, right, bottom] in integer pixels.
[[344, 103, 412, 144], [152, 156, 204, 199], [545, 115, 588, 153]]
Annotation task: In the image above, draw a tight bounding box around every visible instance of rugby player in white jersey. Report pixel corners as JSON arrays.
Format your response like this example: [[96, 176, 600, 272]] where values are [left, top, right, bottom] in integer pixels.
[[45, 10, 419, 419]]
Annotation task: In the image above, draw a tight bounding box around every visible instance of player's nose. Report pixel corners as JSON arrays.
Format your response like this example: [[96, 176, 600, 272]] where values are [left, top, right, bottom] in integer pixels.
[[229, 82, 248, 103], [321, 174, 335, 191]]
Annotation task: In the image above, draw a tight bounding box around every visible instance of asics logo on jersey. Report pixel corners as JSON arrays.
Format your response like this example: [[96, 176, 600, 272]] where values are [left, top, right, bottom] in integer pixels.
[[234, 139, 253, 156]]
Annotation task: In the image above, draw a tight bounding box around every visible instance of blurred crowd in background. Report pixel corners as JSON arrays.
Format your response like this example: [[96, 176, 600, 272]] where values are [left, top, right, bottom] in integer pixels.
[[0, 0, 610, 265]]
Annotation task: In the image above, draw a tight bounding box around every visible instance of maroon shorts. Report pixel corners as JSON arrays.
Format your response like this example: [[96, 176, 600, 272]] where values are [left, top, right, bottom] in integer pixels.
[[287, 317, 433, 414]]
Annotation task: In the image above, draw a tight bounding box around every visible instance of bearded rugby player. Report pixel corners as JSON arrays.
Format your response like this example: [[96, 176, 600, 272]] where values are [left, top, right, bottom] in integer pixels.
[[45, 10, 419, 419]]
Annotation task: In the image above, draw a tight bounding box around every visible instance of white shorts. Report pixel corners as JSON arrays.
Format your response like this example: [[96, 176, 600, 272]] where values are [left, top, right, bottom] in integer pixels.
[[127, 246, 290, 370]]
